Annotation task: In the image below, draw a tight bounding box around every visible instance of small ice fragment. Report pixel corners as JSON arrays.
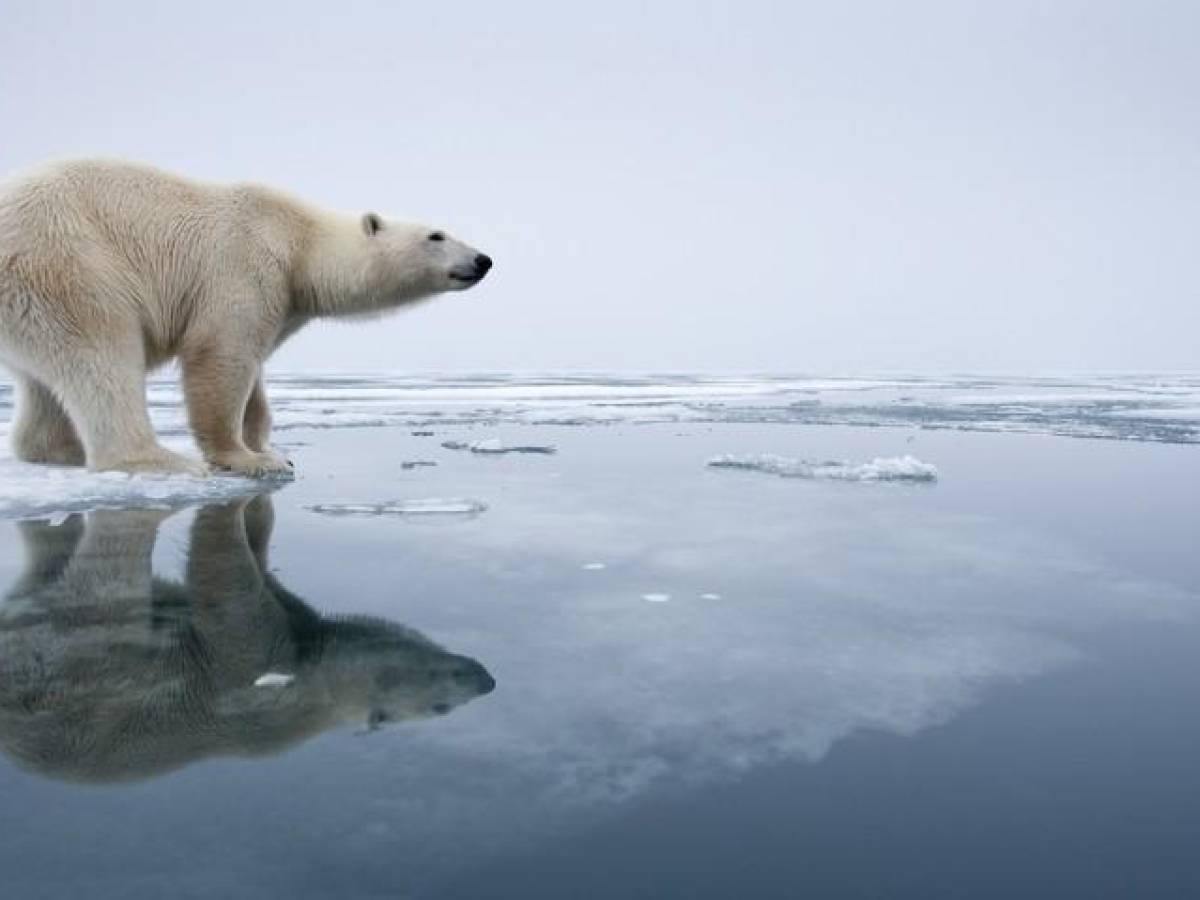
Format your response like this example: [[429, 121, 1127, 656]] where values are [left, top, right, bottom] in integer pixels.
[[700, 593, 722, 600], [441, 439, 557, 455], [642, 593, 671, 602], [707, 453, 937, 482], [411, 431, 435, 436], [400, 460, 438, 470], [307, 498, 487, 517], [254, 672, 295, 688], [582, 562, 606, 570]]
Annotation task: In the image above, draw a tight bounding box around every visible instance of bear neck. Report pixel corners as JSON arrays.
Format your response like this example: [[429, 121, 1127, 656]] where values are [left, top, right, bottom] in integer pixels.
[[289, 211, 381, 319]]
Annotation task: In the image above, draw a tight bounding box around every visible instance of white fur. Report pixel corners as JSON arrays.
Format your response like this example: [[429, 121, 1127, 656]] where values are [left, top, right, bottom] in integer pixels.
[[0, 159, 491, 477]]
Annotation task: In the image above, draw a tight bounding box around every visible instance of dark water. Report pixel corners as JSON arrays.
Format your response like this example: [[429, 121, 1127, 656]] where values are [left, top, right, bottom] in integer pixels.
[[0, 422, 1197, 898]]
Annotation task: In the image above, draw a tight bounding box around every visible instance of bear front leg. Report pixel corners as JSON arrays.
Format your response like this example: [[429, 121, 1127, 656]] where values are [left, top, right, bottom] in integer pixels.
[[182, 346, 294, 479], [242, 372, 274, 452]]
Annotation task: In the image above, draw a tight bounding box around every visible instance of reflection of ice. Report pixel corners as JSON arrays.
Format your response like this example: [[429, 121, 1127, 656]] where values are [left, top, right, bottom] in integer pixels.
[[253, 673, 296, 688], [306, 498, 487, 517], [709, 453, 938, 482]]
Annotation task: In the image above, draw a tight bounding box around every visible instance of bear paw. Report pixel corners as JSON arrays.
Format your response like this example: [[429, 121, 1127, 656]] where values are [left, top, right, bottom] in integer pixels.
[[209, 449, 295, 480]]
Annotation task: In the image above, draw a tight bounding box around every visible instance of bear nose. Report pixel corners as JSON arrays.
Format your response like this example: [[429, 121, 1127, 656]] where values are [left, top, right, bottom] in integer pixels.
[[474, 254, 493, 274]]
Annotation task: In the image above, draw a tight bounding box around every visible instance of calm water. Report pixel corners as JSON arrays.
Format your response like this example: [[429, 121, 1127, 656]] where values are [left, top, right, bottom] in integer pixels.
[[1, 386, 1198, 898]]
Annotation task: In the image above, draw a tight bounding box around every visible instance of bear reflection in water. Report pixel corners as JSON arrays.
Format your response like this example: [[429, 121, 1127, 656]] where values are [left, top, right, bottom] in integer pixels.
[[0, 495, 495, 783]]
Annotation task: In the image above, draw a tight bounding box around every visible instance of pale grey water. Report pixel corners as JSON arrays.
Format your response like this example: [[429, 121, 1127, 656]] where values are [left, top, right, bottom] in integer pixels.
[[0, 376, 1198, 898]]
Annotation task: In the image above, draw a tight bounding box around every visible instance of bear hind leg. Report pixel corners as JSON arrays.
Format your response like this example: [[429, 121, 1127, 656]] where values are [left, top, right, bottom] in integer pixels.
[[11, 374, 87, 466], [48, 343, 208, 477]]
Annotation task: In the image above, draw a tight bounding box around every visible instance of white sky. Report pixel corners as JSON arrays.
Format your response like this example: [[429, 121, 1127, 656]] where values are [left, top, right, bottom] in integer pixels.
[[1, 1, 1196, 372]]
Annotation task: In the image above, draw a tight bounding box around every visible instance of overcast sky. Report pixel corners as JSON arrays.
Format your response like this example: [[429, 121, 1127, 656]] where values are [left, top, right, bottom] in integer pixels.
[[1, 1, 1196, 373]]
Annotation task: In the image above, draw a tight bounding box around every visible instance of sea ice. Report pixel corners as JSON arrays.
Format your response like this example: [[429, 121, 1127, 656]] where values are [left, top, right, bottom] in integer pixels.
[[642, 593, 671, 602], [0, 458, 262, 521], [55, 372, 1196, 445], [441, 439, 557, 455], [306, 498, 488, 517], [707, 453, 938, 482], [400, 460, 438, 470], [582, 562, 607, 571]]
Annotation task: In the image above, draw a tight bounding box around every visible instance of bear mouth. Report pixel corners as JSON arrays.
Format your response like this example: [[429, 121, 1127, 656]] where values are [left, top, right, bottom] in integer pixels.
[[448, 271, 484, 285]]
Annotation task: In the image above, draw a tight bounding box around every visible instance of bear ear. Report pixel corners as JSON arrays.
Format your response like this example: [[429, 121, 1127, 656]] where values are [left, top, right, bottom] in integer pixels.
[[361, 212, 384, 237]]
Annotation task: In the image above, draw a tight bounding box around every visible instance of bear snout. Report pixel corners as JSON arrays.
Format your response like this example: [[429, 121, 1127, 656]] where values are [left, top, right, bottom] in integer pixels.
[[447, 252, 493, 287]]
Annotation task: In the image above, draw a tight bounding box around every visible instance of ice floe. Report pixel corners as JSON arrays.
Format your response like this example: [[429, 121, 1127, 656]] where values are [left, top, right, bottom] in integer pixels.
[[642, 593, 671, 602], [306, 498, 488, 517], [400, 460, 438, 470], [441, 439, 557, 455], [708, 453, 938, 482], [0, 457, 262, 521], [582, 562, 607, 571]]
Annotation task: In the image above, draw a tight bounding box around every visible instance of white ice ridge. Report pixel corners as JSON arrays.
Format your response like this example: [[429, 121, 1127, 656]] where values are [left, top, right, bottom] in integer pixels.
[[708, 453, 938, 482], [0, 458, 261, 521], [306, 498, 488, 517], [441, 439, 557, 455]]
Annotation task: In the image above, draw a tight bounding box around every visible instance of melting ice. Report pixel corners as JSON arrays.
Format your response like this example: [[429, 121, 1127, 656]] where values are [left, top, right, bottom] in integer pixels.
[[708, 453, 939, 482]]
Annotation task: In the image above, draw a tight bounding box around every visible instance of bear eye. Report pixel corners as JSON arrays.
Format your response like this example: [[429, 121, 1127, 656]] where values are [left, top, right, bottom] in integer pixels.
[[428, 232, 445, 242]]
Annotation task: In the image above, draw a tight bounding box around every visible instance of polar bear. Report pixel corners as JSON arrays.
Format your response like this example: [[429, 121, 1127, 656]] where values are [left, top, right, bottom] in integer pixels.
[[0, 159, 492, 477], [0, 495, 496, 783]]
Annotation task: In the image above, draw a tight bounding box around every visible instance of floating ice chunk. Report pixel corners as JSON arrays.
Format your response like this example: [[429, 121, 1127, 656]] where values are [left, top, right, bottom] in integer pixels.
[[708, 453, 938, 483], [642, 593, 671, 602], [582, 562, 607, 571], [254, 672, 295, 688], [0, 458, 261, 521], [700, 593, 723, 600], [400, 460, 438, 470], [307, 498, 488, 517], [441, 439, 557, 455]]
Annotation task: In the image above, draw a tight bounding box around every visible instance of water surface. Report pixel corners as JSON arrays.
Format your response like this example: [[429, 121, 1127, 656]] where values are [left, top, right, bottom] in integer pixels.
[[0, 375, 1197, 898]]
